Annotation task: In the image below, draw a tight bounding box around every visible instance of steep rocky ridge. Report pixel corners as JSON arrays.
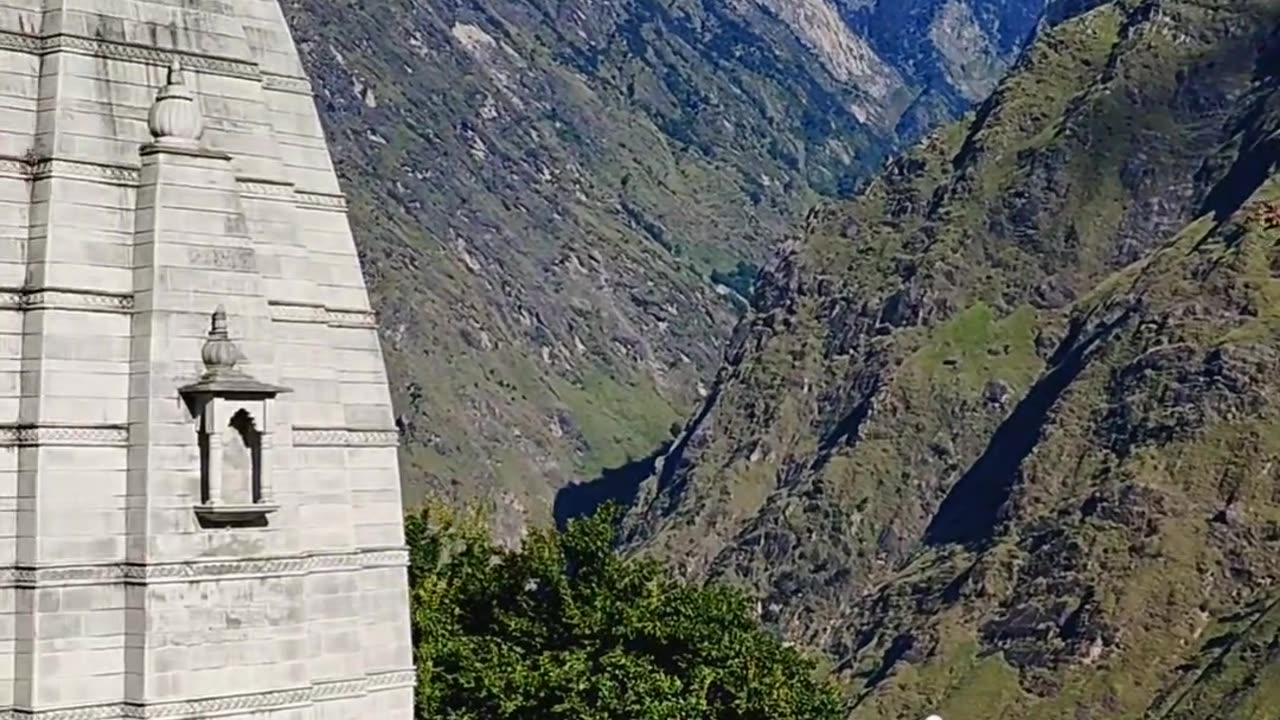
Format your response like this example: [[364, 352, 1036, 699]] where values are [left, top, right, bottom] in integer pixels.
[[624, 0, 1280, 715], [279, 0, 1050, 535]]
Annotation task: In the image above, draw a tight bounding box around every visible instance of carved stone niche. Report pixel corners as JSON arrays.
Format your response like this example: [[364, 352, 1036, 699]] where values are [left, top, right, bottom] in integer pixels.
[[180, 306, 290, 527]]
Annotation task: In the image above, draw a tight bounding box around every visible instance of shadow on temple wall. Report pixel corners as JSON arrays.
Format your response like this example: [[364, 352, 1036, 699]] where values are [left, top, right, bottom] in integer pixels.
[[553, 443, 671, 531]]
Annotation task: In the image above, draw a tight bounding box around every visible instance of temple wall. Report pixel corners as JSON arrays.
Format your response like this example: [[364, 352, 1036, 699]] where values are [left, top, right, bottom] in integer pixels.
[[0, 311, 21, 426], [0, 0, 415, 716], [25, 584, 127, 707], [141, 576, 310, 700]]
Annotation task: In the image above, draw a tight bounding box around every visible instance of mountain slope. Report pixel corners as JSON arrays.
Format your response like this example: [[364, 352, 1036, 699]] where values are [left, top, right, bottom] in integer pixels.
[[280, 0, 1050, 537], [623, 0, 1280, 715]]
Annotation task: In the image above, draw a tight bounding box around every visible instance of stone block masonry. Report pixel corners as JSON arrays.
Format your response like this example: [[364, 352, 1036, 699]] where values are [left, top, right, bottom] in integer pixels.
[[0, 2, 414, 718]]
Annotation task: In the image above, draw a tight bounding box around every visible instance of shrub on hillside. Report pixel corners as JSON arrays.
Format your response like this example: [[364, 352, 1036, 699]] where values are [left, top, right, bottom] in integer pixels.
[[405, 502, 845, 720]]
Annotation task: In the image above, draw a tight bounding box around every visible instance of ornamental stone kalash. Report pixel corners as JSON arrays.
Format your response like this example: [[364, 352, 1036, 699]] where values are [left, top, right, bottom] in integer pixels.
[[0, 3, 413, 718]]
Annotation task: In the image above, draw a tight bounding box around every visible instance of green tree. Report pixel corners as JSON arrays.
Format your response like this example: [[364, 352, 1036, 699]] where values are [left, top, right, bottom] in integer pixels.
[[406, 502, 846, 720]]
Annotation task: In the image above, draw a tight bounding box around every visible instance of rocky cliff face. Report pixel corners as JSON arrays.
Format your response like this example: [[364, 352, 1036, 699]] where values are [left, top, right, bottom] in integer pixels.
[[279, 0, 1050, 537], [623, 0, 1280, 716]]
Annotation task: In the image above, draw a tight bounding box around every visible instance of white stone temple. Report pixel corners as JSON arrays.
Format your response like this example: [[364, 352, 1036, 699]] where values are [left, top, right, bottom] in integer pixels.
[[0, 2, 413, 718]]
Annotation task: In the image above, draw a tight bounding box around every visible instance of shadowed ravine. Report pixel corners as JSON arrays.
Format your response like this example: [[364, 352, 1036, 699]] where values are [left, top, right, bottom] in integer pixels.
[[553, 443, 671, 530], [925, 307, 1135, 545]]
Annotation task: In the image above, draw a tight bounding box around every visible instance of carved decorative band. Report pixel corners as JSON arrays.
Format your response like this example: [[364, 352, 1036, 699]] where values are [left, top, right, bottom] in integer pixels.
[[268, 302, 328, 323], [0, 669, 415, 719], [269, 303, 378, 329], [236, 179, 297, 199], [292, 428, 401, 448], [328, 309, 378, 328], [0, 156, 345, 215], [26, 290, 134, 313], [0, 31, 42, 55], [0, 287, 134, 315], [237, 182, 351, 211], [0, 425, 129, 447], [262, 74, 315, 95], [5, 707, 120, 720], [0, 548, 409, 588], [119, 686, 312, 719], [295, 192, 348, 210], [31, 159, 141, 186], [307, 679, 366, 701], [0, 155, 141, 185], [0, 30, 260, 80], [0, 158, 27, 178]]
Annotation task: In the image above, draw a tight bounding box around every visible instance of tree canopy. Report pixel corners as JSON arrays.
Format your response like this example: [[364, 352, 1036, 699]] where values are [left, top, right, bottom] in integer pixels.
[[406, 502, 846, 720]]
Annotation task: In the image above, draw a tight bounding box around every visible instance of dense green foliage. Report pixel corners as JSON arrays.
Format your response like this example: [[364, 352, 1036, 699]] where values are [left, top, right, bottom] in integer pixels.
[[405, 503, 845, 719]]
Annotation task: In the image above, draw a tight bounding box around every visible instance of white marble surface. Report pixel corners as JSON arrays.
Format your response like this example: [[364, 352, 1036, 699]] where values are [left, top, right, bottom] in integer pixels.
[[0, 1, 414, 717]]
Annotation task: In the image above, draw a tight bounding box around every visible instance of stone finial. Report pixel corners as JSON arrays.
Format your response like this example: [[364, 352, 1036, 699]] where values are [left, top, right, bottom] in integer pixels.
[[148, 58, 205, 147], [200, 305, 246, 376], [181, 306, 289, 400]]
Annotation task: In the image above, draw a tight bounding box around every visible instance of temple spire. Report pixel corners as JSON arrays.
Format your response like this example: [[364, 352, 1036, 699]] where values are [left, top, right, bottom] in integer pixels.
[[0, 3, 411, 715]]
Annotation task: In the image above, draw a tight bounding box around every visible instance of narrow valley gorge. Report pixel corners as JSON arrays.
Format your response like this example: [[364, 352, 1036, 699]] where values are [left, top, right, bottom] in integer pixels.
[[290, 0, 1280, 716], [281, 0, 1050, 538]]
